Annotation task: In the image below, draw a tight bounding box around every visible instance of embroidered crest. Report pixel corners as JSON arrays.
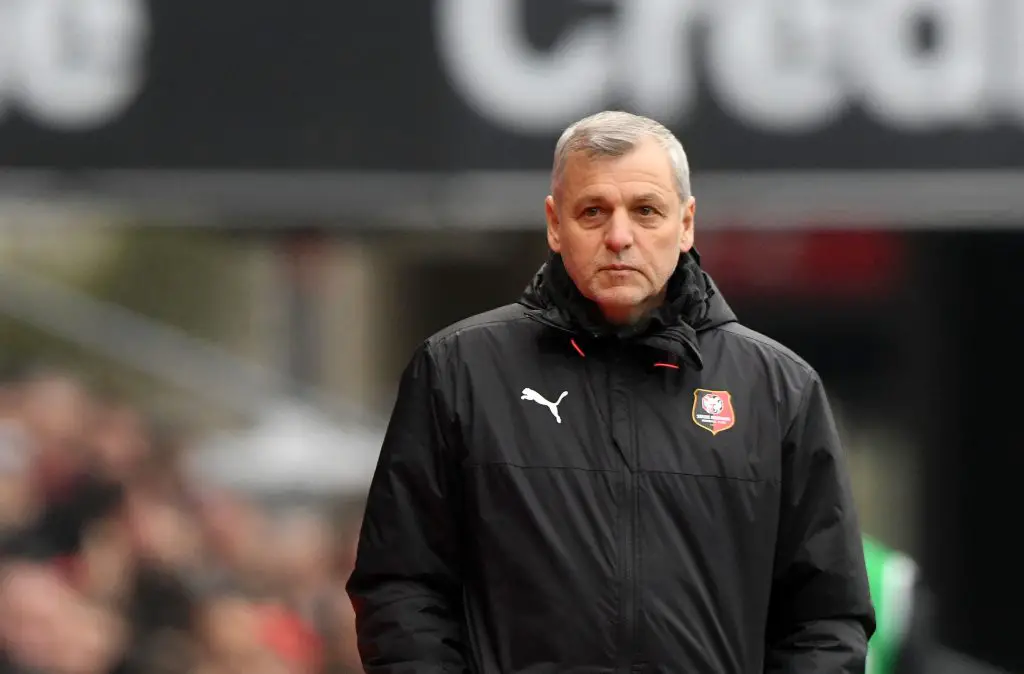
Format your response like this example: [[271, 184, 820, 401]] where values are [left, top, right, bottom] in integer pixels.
[[691, 389, 736, 435]]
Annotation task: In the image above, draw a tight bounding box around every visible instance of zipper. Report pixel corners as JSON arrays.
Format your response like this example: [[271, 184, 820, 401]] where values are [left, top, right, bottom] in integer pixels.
[[620, 468, 638, 673], [531, 308, 641, 668], [629, 388, 641, 672], [614, 356, 638, 674]]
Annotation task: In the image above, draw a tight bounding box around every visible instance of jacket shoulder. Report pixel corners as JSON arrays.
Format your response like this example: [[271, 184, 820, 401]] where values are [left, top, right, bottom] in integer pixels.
[[711, 323, 824, 416], [715, 322, 817, 380], [712, 323, 834, 439], [423, 303, 534, 352]]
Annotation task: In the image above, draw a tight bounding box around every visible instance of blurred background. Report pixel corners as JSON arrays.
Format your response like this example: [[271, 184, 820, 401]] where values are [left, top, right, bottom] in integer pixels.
[[0, 0, 1021, 672]]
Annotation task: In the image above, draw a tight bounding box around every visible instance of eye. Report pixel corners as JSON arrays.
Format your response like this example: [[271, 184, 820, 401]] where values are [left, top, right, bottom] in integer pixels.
[[635, 206, 660, 218], [581, 206, 603, 219]]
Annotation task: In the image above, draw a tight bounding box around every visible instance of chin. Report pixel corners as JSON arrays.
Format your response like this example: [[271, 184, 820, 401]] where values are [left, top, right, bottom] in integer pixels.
[[591, 288, 646, 321], [591, 283, 645, 304]]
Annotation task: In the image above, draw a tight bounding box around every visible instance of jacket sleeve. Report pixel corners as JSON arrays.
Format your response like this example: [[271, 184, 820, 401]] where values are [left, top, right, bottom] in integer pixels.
[[765, 374, 876, 674], [345, 343, 469, 673]]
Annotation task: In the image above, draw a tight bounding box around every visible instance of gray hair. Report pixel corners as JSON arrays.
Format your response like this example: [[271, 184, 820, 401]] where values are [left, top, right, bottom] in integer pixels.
[[551, 111, 692, 201]]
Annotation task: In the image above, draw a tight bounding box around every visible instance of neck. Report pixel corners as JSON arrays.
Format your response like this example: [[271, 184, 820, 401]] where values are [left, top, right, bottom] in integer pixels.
[[538, 252, 710, 338], [597, 291, 666, 328]]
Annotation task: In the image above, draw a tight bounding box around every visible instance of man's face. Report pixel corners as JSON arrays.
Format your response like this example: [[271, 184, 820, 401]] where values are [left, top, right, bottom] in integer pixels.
[[545, 138, 696, 325]]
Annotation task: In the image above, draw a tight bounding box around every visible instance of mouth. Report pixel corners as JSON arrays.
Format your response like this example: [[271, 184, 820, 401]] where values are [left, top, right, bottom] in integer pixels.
[[600, 264, 637, 272]]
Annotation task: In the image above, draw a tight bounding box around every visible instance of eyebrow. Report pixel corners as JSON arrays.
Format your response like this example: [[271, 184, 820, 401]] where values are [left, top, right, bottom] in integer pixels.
[[571, 191, 669, 211], [632, 192, 667, 205], [572, 194, 607, 209]]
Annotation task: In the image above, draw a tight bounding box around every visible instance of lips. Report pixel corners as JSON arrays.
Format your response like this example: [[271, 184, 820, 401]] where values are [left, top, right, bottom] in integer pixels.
[[601, 265, 637, 272]]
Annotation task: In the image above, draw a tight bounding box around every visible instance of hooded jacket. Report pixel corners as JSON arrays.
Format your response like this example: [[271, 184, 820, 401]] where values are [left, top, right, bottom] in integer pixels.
[[347, 251, 874, 674]]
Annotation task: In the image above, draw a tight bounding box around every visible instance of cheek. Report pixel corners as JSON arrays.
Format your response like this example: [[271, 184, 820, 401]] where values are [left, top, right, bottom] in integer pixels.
[[561, 232, 600, 265], [641, 237, 683, 278], [559, 251, 588, 284]]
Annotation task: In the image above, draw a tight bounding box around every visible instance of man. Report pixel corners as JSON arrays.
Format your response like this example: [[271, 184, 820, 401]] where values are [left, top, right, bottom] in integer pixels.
[[347, 110, 875, 673]]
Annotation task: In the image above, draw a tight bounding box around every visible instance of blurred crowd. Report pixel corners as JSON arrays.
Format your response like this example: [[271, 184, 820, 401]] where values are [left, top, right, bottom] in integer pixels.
[[0, 368, 364, 674]]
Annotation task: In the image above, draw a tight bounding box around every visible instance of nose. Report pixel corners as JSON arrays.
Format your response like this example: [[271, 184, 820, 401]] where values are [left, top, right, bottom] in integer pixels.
[[604, 209, 634, 253]]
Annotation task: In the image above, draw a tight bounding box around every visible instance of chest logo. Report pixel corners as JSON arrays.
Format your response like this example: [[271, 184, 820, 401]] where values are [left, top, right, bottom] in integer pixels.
[[521, 388, 568, 424], [692, 389, 736, 435]]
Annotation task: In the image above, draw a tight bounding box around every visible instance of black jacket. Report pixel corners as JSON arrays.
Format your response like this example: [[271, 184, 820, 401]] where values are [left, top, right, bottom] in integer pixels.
[[347, 252, 874, 674]]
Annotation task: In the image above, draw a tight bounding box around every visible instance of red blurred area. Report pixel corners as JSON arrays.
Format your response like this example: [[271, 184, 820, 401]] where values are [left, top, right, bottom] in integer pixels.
[[698, 230, 905, 300], [0, 371, 364, 674]]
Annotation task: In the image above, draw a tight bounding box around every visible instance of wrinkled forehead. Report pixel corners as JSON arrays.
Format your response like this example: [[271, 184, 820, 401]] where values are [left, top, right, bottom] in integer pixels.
[[556, 140, 677, 200], [559, 161, 677, 211]]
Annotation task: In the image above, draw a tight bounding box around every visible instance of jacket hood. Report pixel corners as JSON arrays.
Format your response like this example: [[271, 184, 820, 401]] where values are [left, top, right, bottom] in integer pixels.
[[519, 249, 737, 368]]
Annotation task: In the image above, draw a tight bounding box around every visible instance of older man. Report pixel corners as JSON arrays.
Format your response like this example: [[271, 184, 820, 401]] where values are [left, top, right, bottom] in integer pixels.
[[347, 110, 874, 673]]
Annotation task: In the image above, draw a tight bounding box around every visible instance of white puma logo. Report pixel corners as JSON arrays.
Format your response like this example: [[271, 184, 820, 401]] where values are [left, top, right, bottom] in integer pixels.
[[521, 388, 568, 424]]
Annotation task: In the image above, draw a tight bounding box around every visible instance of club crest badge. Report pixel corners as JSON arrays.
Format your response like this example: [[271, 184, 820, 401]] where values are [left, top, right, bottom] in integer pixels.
[[691, 389, 736, 436]]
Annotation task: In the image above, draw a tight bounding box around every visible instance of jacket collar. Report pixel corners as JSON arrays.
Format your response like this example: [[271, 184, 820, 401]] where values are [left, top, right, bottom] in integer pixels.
[[519, 250, 737, 368]]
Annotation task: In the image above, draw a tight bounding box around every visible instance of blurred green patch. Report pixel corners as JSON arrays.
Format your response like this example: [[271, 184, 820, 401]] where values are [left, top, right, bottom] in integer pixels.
[[0, 226, 255, 424]]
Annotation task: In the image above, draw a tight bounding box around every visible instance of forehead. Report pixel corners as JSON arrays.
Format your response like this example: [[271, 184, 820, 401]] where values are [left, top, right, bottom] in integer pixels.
[[559, 139, 676, 201]]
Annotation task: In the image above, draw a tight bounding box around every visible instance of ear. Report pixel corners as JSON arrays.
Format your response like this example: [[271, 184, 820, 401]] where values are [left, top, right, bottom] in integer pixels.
[[545, 195, 561, 253], [679, 196, 696, 253]]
